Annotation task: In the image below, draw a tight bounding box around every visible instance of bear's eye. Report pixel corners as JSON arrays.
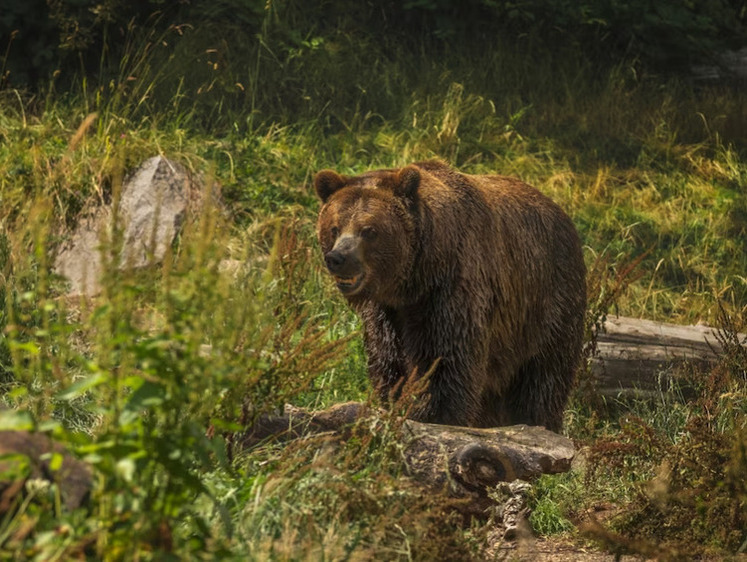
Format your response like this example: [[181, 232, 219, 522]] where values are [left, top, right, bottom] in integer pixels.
[[360, 226, 377, 240], [330, 226, 340, 239]]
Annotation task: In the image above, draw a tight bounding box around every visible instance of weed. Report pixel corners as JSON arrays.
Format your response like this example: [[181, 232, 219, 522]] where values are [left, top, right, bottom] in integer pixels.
[[581, 307, 747, 557], [1, 4, 746, 558]]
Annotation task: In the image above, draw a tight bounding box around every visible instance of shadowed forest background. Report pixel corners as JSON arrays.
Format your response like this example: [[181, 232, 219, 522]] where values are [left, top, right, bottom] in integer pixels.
[[1, 1, 746, 559]]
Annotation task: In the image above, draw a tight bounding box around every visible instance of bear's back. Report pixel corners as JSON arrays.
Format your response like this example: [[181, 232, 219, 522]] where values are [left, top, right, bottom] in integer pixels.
[[413, 162, 585, 351]]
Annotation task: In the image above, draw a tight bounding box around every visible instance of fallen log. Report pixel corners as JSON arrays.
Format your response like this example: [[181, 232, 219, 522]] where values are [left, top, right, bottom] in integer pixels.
[[0, 430, 92, 513], [240, 402, 575, 516], [591, 315, 740, 400], [402, 418, 574, 515], [239, 316, 741, 514]]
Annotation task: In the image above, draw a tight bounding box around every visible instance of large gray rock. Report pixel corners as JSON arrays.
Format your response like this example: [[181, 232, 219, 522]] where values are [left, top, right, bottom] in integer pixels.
[[54, 156, 194, 296], [119, 156, 191, 268]]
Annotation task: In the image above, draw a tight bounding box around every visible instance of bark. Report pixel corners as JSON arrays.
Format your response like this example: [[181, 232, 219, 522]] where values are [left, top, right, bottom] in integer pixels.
[[402, 418, 574, 515], [240, 402, 575, 516], [591, 315, 733, 399]]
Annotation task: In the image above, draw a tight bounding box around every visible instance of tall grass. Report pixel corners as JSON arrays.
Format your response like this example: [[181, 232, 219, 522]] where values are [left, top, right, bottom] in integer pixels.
[[0, 5, 746, 559]]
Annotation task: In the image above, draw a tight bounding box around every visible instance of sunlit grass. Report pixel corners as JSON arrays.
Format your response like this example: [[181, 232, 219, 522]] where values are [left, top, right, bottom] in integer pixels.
[[0, 9, 746, 557]]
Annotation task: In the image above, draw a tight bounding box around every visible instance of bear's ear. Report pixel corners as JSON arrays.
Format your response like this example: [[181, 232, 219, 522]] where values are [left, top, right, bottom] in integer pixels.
[[314, 170, 347, 203], [394, 166, 421, 199]]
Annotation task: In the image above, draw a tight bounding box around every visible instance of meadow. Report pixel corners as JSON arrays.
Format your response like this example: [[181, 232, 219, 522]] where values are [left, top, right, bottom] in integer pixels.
[[1, 1, 746, 559]]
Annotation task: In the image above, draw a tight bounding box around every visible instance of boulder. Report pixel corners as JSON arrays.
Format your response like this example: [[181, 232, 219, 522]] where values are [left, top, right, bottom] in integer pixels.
[[54, 156, 196, 296]]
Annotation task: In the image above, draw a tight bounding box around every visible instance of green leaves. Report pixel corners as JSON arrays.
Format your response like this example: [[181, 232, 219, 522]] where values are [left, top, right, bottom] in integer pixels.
[[0, 409, 34, 431], [56, 373, 109, 402]]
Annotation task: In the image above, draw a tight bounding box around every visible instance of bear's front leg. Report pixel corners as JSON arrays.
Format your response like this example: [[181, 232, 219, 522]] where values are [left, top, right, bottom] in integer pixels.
[[409, 354, 487, 427], [360, 303, 409, 402], [361, 300, 488, 427], [400, 304, 489, 427]]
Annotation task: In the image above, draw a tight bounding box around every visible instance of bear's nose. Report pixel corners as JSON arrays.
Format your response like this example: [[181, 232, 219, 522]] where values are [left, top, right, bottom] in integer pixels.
[[325, 235, 361, 275], [325, 250, 346, 272]]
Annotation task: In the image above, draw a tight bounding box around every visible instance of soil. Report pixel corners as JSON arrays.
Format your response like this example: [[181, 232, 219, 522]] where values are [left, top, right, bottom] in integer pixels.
[[494, 537, 648, 561], [483, 503, 650, 561]]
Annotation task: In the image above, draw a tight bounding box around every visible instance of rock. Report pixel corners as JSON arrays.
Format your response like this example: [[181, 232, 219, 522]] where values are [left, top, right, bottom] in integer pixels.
[[118, 156, 191, 268], [0, 430, 92, 512], [54, 156, 197, 296], [53, 210, 110, 296]]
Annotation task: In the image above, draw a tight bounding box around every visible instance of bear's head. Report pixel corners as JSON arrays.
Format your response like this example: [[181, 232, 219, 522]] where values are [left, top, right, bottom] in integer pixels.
[[314, 166, 421, 303]]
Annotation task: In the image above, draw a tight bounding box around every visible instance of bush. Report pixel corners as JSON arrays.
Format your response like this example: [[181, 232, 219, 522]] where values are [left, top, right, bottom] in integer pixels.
[[3, 0, 746, 93]]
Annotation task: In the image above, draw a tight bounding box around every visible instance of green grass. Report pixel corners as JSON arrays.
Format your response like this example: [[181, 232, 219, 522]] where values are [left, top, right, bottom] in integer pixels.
[[0, 8, 746, 559]]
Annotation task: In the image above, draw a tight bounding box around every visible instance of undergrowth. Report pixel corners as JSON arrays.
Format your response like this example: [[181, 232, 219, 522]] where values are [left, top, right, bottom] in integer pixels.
[[578, 306, 747, 558], [527, 304, 747, 559], [0, 2, 746, 560]]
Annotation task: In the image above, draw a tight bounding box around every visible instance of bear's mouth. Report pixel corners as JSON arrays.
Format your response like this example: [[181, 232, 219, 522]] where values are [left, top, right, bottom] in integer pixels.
[[333, 273, 365, 294]]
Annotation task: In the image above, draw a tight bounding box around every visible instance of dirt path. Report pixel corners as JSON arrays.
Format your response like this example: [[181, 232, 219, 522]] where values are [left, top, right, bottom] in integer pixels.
[[495, 537, 647, 561]]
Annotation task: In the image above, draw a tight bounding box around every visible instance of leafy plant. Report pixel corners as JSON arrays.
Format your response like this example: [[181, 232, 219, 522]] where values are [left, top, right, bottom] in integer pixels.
[[1, 2, 747, 557]]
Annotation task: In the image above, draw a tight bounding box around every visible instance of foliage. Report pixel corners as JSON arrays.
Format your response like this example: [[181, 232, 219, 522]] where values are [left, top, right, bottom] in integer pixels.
[[402, 0, 747, 64], [572, 307, 747, 557], [3, 0, 746, 93], [0, 205, 477, 558], [527, 473, 577, 535], [528, 309, 747, 557], [0, 1, 746, 558], [231, 404, 480, 560]]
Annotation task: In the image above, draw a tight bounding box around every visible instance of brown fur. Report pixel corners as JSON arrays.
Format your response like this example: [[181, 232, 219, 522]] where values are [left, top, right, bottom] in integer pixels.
[[315, 160, 586, 430]]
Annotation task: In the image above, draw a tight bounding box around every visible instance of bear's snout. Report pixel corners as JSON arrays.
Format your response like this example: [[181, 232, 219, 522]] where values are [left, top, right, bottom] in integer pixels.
[[324, 249, 347, 272], [324, 236, 361, 273], [324, 235, 366, 294], [324, 249, 361, 276]]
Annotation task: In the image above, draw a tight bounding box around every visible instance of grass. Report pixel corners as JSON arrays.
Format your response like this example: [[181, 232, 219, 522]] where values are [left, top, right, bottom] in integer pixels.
[[531, 303, 747, 558], [0, 7, 746, 559]]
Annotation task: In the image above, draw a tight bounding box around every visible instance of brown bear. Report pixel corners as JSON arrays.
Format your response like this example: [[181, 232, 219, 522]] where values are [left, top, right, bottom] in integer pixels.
[[314, 160, 586, 431]]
